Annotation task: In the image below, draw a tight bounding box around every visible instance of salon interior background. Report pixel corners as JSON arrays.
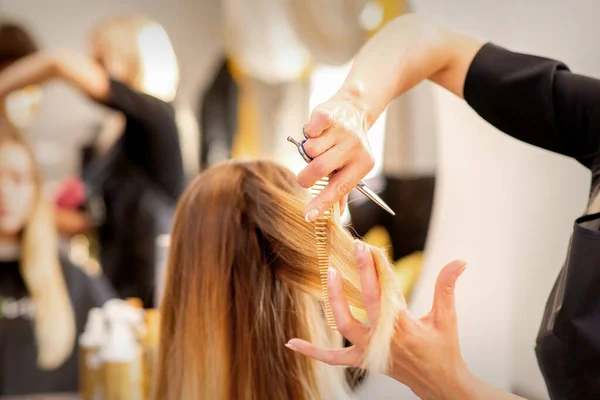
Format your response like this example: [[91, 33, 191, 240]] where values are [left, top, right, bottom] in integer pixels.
[[2, 0, 600, 399]]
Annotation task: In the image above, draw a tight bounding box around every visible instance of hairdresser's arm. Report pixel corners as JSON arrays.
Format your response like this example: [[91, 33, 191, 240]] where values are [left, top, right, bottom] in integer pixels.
[[0, 49, 109, 102], [55, 208, 91, 237], [286, 244, 525, 400], [299, 14, 484, 221]]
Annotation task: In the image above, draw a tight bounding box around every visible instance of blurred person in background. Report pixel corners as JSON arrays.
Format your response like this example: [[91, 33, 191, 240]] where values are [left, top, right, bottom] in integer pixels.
[[0, 15, 185, 307], [0, 109, 115, 395], [0, 23, 42, 131]]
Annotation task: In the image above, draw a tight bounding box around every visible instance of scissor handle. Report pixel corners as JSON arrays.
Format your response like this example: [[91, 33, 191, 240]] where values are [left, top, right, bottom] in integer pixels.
[[300, 140, 313, 162], [287, 136, 313, 163], [302, 125, 309, 139]]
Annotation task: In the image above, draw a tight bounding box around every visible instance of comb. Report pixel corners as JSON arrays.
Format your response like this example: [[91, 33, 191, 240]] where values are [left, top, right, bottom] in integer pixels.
[[309, 176, 340, 330], [285, 135, 340, 330]]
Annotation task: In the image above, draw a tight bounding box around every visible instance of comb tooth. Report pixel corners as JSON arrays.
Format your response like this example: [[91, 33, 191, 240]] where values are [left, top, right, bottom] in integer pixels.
[[309, 176, 337, 330]]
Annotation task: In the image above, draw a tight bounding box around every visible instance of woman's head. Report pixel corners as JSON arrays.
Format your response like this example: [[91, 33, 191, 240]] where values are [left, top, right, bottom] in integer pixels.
[[0, 119, 75, 370], [0, 23, 37, 71], [0, 120, 39, 240], [156, 160, 402, 400], [90, 15, 179, 102], [0, 23, 42, 129]]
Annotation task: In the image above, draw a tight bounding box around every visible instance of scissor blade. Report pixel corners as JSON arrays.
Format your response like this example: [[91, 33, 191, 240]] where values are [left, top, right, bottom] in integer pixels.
[[356, 181, 396, 216]]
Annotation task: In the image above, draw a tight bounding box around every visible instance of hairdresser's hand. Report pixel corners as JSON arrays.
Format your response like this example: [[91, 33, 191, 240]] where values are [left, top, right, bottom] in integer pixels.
[[286, 243, 479, 400], [298, 94, 375, 222]]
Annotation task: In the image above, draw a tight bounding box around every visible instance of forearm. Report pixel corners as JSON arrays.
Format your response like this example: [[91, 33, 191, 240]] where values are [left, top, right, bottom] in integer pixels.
[[461, 374, 527, 400], [0, 49, 109, 101], [401, 363, 526, 400], [55, 208, 92, 237], [337, 13, 484, 128], [0, 52, 57, 98]]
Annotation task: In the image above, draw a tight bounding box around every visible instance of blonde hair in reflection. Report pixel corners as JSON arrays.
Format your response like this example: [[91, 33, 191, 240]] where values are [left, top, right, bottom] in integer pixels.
[[0, 117, 76, 370], [90, 15, 179, 102], [155, 160, 402, 400]]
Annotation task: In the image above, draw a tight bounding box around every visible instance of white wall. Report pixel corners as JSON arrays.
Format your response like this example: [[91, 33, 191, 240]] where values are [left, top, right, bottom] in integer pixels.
[[359, 1, 597, 399], [0, 0, 224, 180]]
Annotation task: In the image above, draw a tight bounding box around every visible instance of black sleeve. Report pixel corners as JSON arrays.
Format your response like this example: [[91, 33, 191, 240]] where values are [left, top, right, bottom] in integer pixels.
[[100, 78, 185, 199], [464, 43, 600, 167]]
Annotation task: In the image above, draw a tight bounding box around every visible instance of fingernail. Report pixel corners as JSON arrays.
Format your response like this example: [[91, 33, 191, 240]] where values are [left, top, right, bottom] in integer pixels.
[[328, 267, 337, 282], [455, 260, 467, 278], [285, 343, 297, 351], [305, 208, 320, 222]]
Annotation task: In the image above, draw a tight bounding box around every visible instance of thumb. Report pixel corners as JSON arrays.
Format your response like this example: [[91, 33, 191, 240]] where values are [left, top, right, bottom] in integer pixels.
[[304, 107, 333, 138], [432, 260, 467, 326]]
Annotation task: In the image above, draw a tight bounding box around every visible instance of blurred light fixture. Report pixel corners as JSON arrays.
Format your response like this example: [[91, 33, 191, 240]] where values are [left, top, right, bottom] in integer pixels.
[[359, 1, 385, 31], [137, 23, 179, 102]]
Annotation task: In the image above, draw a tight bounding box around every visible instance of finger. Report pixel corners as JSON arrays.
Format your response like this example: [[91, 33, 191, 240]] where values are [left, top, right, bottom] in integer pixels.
[[303, 163, 366, 222], [304, 108, 334, 138], [339, 194, 349, 215], [285, 339, 361, 366], [297, 145, 348, 190], [354, 241, 381, 327], [302, 132, 337, 159], [327, 267, 370, 345], [432, 260, 467, 327]]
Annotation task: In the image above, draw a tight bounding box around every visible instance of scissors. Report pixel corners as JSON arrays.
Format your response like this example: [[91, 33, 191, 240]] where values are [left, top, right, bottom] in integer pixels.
[[287, 128, 396, 216]]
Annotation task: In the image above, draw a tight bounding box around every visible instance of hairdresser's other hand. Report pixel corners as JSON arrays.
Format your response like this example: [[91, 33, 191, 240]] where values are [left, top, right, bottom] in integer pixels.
[[286, 243, 478, 399], [298, 94, 375, 222]]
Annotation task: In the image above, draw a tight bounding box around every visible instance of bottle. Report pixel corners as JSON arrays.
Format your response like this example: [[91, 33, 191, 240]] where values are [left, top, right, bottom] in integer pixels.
[[125, 297, 149, 400], [79, 308, 106, 400], [142, 309, 160, 400], [101, 300, 145, 400]]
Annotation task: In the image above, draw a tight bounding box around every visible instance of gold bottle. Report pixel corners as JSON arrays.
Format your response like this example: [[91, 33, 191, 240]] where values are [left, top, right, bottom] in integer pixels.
[[101, 301, 145, 400], [142, 310, 160, 400], [79, 308, 105, 400]]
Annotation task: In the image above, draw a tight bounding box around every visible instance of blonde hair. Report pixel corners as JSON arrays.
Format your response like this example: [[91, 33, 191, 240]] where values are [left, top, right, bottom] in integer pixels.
[[155, 160, 401, 400], [91, 15, 179, 102], [0, 116, 76, 370]]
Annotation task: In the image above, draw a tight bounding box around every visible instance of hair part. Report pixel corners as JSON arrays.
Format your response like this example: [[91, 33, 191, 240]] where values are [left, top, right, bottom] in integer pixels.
[[0, 119, 76, 370], [155, 160, 401, 400]]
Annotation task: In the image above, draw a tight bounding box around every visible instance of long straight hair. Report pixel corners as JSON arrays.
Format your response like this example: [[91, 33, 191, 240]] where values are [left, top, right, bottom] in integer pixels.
[[155, 160, 402, 400], [0, 116, 76, 369]]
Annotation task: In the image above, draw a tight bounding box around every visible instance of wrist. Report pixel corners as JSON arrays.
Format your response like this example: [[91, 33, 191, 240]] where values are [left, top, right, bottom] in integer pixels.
[[450, 366, 483, 400], [333, 82, 381, 131], [405, 363, 480, 400]]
